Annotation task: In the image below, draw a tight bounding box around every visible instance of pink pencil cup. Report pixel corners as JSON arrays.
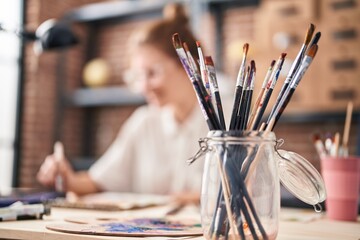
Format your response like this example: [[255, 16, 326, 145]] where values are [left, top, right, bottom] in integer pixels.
[[320, 156, 360, 221]]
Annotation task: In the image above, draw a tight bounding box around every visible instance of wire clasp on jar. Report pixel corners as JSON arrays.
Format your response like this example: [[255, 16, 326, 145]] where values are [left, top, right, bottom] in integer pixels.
[[187, 138, 212, 165]]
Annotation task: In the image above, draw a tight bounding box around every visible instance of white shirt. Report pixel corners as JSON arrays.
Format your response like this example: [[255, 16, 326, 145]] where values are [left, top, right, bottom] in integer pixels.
[[89, 105, 209, 195]]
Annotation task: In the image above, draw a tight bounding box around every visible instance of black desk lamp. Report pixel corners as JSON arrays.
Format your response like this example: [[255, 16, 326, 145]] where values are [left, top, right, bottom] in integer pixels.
[[0, 19, 78, 54]]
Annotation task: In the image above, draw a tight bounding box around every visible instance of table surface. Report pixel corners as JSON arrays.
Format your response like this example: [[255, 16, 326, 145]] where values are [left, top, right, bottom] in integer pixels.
[[0, 204, 359, 240]]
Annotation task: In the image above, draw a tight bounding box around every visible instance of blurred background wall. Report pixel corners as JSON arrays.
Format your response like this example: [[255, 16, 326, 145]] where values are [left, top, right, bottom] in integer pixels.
[[13, 0, 359, 188]]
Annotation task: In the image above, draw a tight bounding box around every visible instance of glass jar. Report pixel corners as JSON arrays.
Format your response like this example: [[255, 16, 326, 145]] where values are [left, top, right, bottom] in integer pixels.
[[198, 131, 326, 240]]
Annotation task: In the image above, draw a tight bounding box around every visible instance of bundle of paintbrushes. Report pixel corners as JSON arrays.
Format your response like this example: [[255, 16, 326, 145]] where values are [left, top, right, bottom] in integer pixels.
[[173, 23, 320, 239], [313, 101, 353, 159]]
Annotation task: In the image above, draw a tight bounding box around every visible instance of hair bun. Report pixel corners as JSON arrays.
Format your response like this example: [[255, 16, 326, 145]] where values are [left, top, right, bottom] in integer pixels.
[[163, 3, 189, 24]]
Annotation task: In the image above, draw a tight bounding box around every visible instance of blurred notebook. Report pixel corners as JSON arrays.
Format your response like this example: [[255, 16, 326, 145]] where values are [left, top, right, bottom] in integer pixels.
[[50, 192, 171, 211]]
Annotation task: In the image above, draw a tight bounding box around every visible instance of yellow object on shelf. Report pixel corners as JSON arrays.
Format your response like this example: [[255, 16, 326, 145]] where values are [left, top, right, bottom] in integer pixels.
[[82, 58, 110, 88]]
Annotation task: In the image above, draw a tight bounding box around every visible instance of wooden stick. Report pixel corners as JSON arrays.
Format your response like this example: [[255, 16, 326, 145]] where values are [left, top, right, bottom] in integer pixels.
[[341, 101, 353, 157]]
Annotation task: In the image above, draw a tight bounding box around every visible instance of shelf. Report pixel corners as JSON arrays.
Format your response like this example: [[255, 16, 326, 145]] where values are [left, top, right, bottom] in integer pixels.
[[64, 0, 259, 23], [65, 86, 146, 107], [272, 111, 359, 124], [65, 1, 165, 23]]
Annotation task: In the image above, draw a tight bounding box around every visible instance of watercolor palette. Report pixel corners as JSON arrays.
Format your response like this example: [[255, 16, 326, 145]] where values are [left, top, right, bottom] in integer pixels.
[[46, 217, 203, 237]]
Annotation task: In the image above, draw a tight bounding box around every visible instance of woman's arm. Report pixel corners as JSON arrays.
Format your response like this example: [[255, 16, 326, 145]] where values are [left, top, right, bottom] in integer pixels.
[[66, 171, 101, 196]]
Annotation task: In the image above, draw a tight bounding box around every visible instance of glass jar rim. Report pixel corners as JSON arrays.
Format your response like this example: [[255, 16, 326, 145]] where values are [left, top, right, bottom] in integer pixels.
[[206, 130, 276, 143]]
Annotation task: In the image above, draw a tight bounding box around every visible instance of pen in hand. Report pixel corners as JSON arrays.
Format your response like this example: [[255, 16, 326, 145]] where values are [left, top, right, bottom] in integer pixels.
[[54, 141, 65, 192]]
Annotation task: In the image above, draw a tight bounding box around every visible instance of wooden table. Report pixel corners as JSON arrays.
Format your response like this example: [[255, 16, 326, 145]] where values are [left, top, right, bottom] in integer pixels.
[[0, 205, 359, 240]]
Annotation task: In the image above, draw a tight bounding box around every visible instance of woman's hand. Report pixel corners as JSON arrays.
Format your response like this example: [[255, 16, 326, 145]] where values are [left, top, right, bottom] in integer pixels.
[[36, 142, 74, 191], [172, 191, 200, 205]]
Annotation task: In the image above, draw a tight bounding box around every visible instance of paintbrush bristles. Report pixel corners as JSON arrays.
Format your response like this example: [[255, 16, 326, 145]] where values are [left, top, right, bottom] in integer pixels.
[[309, 32, 321, 47], [304, 23, 316, 45], [243, 43, 249, 55], [204, 56, 213, 65], [183, 42, 190, 52], [250, 60, 256, 71], [172, 33, 182, 49], [306, 44, 318, 58]]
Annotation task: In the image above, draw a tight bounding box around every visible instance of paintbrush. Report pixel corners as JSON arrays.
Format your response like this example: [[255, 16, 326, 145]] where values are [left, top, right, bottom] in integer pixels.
[[196, 41, 211, 96], [268, 44, 318, 129], [172, 33, 220, 130], [54, 141, 65, 192], [341, 101, 353, 157], [247, 60, 276, 130], [251, 53, 287, 130], [234, 66, 250, 130], [324, 133, 333, 155], [268, 24, 315, 121], [331, 132, 340, 157], [237, 60, 256, 130], [205, 56, 226, 130], [313, 133, 327, 159], [181, 41, 222, 131], [229, 43, 249, 130], [183, 42, 200, 76], [308, 31, 321, 48]]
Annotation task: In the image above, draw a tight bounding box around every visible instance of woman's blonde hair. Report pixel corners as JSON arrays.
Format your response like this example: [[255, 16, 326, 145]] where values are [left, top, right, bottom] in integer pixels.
[[129, 3, 198, 65]]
